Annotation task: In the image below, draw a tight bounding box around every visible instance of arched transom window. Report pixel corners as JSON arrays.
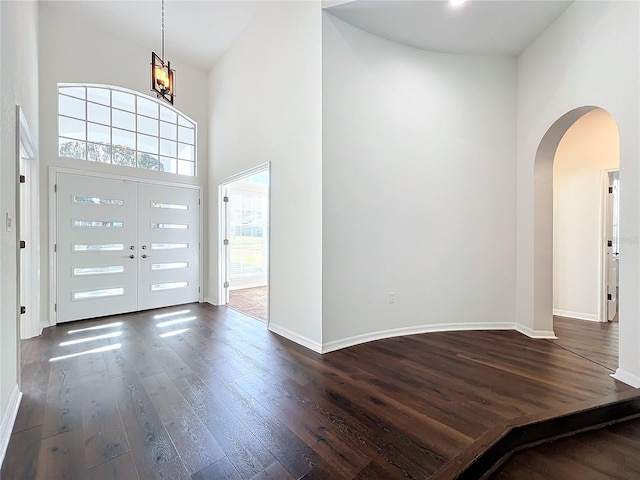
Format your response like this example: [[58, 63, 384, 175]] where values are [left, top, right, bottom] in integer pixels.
[[58, 84, 196, 176]]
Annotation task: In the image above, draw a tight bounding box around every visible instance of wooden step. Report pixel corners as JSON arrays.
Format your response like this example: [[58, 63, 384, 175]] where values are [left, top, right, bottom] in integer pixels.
[[430, 389, 640, 480]]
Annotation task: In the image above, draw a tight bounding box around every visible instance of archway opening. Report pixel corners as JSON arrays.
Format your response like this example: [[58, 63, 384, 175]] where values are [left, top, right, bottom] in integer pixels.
[[534, 106, 620, 369]]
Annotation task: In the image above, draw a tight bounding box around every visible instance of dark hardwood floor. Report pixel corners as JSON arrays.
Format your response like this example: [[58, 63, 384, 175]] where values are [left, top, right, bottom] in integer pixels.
[[492, 418, 640, 479], [552, 315, 619, 371], [1, 305, 632, 480]]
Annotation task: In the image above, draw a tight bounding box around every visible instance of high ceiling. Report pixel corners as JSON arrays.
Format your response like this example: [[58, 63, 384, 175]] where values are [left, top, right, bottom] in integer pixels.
[[325, 0, 573, 56], [41, 0, 573, 71]]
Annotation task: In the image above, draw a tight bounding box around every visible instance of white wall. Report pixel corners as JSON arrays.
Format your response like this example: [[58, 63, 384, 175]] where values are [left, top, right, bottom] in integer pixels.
[[553, 108, 619, 321], [0, 0, 39, 459], [38, 3, 209, 325], [322, 14, 517, 348], [208, 2, 323, 349], [517, 1, 640, 385]]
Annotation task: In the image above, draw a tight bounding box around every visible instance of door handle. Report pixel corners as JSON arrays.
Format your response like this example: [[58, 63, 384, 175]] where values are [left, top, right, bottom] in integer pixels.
[[128, 255, 135, 259], [141, 254, 149, 259]]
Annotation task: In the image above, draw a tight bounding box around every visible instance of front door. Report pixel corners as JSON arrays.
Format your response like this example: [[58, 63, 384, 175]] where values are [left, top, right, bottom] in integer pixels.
[[55, 172, 200, 323]]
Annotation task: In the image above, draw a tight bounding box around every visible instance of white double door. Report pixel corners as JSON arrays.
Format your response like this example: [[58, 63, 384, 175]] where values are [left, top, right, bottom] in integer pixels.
[[56, 172, 200, 323]]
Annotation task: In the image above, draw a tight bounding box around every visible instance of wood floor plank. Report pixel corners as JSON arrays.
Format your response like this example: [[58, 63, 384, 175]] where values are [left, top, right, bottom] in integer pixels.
[[36, 428, 86, 480], [80, 371, 130, 469], [41, 359, 83, 439], [87, 452, 139, 480], [141, 372, 225, 475], [110, 365, 183, 475], [1, 425, 42, 480], [174, 373, 277, 479], [141, 336, 194, 380], [192, 457, 242, 480], [13, 361, 50, 433]]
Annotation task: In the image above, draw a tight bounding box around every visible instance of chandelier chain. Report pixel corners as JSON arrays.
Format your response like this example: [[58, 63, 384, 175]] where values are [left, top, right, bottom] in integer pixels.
[[161, 0, 165, 60]]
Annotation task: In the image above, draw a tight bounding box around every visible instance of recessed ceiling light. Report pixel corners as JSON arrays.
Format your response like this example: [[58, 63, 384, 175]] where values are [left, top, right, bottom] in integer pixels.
[[449, 0, 468, 8]]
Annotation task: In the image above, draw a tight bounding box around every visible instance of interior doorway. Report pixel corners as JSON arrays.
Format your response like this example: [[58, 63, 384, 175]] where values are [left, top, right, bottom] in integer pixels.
[[552, 108, 619, 324], [220, 165, 270, 323], [17, 106, 41, 340], [541, 107, 620, 370], [604, 170, 620, 322]]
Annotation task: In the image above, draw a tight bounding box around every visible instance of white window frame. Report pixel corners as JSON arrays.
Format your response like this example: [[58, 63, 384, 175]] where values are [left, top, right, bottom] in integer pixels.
[[57, 83, 197, 177]]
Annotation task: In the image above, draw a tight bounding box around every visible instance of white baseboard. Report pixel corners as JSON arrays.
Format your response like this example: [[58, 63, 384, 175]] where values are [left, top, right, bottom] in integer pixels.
[[553, 309, 600, 322], [612, 369, 640, 388], [515, 323, 557, 339], [268, 323, 322, 353], [0, 384, 22, 467], [204, 297, 221, 306], [321, 322, 516, 354]]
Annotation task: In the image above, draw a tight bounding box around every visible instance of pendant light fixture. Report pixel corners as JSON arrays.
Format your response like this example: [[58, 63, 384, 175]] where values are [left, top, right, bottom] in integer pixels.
[[151, 0, 175, 105]]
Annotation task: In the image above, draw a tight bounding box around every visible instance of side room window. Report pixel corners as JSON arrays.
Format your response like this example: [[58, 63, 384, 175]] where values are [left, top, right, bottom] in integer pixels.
[[58, 84, 196, 176]]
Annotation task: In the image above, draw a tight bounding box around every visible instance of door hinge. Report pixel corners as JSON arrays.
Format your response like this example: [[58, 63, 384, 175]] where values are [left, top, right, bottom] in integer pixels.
[[224, 281, 229, 288], [608, 293, 612, 301], [54, 243, 57, 253], [608, 240, 613, 247], [20, 306, 26, 314], [223, 196, 229, 203], [609, 186, 613, 194], [198, 287, 201, 293], [19, 240, 26, 249], [19, 175, 26, 184], [54, 303, 57, 312], [223, 239, 229, 246], [54, 184, 57, 193]]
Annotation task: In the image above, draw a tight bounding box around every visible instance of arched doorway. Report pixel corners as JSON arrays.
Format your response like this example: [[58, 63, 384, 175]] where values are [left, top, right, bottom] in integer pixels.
[[533, 106, 620, 367]]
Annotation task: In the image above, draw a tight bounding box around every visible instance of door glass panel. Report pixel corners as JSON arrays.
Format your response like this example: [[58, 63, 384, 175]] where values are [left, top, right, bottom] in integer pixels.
[[151, 202, 188, 210], [73, 220, 124, 228], [151, 282, 188, 291], [73, 243, 124, 252], [151, 223, 188, 229], [151, 242, 188, 250], [151, 262, 188, 270], [73, 287, 125, 300], [73, 266, 125, 276], [73, 196, 124, 206]]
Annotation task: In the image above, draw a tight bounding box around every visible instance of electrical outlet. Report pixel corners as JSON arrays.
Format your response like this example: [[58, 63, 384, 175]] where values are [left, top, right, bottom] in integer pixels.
[[388, 291, 396, 304]]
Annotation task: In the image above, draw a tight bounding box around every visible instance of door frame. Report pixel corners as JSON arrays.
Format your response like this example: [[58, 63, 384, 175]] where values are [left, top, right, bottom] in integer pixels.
[[49, 167, 203, 326], [218, 163, 270, 324], [600, 168, 619, 322], [16, 106, 40, 340]]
